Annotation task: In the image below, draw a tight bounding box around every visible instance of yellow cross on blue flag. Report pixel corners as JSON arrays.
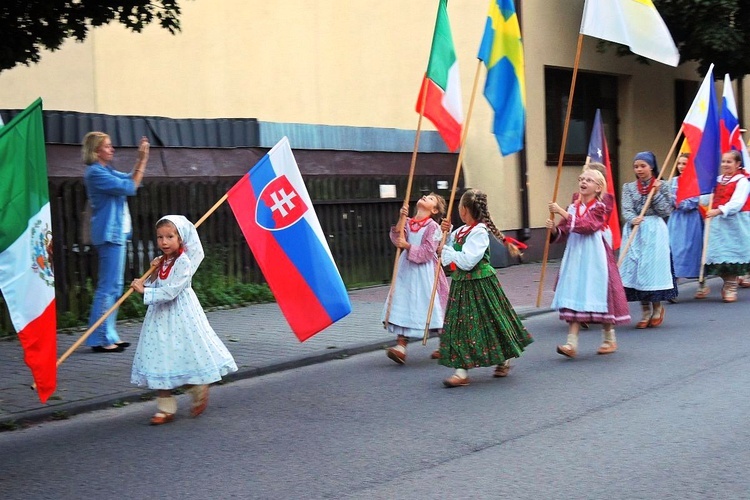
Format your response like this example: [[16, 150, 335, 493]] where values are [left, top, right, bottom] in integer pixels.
[[477, 0, 526, 156]]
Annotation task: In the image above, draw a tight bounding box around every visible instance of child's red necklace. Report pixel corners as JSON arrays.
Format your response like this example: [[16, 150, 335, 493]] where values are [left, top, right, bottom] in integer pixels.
[[456, 222, 478, 244], [158, 248, 183, 280], [637, 177, 656, 195], [408, 216, 431, 232]]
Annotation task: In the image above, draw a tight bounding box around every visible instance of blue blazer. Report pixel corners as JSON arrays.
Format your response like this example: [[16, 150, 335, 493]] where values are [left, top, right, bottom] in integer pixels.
[[84, 163, 138, 245]]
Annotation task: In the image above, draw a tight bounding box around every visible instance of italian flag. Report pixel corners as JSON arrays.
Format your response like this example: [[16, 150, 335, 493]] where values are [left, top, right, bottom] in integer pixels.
[[0, 98, 57, 403], [416, 0, 464, 152]]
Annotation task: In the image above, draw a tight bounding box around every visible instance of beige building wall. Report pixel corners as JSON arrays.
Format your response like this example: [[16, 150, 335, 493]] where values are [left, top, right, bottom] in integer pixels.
[[0, 0, 711, 232]]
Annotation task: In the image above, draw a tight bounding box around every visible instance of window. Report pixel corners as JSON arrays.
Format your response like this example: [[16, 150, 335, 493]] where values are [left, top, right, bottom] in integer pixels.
[[544, 67, 618, 168]]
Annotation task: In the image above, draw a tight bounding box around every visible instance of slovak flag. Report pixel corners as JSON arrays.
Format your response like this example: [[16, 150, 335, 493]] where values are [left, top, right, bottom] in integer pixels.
[[587, 109, 621, 250], [227, 137, 351, 341], [677, 63, 720, 204], [720, 73, 750, 167]]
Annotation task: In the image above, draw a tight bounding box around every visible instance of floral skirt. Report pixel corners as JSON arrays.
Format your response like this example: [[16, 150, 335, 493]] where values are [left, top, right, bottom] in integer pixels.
[[704, 262, 750, 276], [438, 276, 533, 369]]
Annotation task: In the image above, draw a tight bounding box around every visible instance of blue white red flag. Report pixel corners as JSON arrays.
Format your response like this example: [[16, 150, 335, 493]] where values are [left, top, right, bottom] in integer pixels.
[[227, 137, 351, 341], [587, 109, 621, 250], [720, 73, 750, 167], [678, 64, 720, 204]]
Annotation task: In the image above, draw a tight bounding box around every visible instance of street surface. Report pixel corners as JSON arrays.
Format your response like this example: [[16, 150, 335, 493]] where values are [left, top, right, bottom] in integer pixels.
[[1, 284, 749, 499]]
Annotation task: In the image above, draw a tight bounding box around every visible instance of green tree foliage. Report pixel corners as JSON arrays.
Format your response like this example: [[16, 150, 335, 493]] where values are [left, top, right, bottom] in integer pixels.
[[0, 1, 182, 73], [603, 0, 750, 78], [659, 0, 750, 77]]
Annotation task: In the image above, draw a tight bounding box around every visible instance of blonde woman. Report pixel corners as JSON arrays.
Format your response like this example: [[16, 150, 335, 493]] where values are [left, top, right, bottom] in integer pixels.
[[82, 132, 149, 352]]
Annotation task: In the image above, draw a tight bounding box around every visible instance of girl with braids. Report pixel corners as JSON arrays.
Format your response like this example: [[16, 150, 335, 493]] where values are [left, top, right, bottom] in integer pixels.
[[382, 193, 449, 364], [546, 169, 630, 358], [437, 189, 533, 387]]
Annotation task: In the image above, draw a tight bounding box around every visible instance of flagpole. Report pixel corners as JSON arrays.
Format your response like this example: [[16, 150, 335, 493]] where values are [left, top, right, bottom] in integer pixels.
[[617, 126, 683, 266], [422, 60, 483, 345], [383, 80, 429, 327], [698, 193, 715, 285], [535, 33, 584, 308], [47, 196, 230, 377]]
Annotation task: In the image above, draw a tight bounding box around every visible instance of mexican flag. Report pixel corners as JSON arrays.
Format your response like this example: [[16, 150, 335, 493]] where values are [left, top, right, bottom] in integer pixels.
[[416, 0, 464, 152], [0, 98, 57, 403]]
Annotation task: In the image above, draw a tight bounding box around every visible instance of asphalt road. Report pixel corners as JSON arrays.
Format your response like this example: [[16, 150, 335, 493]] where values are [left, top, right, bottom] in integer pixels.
[[1, 290, 749, 500]]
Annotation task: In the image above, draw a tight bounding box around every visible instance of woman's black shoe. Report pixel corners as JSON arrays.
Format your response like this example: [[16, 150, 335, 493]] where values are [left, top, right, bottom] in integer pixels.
[[91, 345, 125, 353], [115, 342, 131, 348]]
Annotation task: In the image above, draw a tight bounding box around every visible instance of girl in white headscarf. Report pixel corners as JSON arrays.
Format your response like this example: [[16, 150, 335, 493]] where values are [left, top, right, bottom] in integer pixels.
[[130, 215, 237, 425]]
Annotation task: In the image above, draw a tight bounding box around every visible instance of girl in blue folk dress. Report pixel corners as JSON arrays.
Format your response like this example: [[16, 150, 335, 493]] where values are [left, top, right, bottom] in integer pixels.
[[698, 151, 750, 302], [619, 152, 678, 328], [130, 215, 237, 425], [547, 169, 630, 358], [668, 153, 704, 282]]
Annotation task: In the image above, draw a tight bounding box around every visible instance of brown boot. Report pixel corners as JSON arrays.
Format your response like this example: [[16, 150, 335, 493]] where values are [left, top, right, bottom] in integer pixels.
[[722, 277, 738, 303], [386, 335, 408, 364]]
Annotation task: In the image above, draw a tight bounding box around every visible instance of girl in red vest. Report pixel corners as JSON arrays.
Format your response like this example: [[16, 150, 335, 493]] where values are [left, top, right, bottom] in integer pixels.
[[698, 150, 750, 302]]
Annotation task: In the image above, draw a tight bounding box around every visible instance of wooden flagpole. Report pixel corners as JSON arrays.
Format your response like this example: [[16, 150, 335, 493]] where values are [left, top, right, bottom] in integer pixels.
[[698, 193, 715, 285], [50, 194, 230, 372], [617, 127, 683, 267], [422, 60, 483, 345], [383, 80, 429, 327], [535, 33, 584, 308]]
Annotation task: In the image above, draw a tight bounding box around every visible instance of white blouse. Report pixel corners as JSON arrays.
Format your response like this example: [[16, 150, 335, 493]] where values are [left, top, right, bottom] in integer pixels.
[[440, 223, 490, 271]]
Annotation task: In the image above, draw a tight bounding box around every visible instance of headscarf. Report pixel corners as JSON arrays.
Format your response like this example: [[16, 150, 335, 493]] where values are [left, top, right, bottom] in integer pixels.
[[157, 215, 204, 274], [633, 151, 658, 178]]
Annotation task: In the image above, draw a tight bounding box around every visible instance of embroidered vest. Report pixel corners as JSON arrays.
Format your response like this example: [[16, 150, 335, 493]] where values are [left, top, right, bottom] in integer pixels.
[[713, 174, 750, 212], [450, 226, 496, 281]]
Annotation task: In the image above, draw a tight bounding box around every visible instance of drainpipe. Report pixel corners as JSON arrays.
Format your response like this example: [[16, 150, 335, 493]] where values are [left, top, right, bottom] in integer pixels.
[[516, 0, 531, 242]]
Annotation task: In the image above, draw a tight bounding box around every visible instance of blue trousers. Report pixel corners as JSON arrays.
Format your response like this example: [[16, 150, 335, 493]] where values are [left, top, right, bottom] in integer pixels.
[[86, 242, 126, 346]]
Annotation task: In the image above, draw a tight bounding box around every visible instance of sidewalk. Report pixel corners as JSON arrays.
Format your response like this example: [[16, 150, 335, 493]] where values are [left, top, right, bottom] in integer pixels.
[[0, 261, 560, 428]]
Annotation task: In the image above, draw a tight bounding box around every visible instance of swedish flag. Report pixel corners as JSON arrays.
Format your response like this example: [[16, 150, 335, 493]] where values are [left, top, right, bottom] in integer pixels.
[[477, 0, 525, 156]]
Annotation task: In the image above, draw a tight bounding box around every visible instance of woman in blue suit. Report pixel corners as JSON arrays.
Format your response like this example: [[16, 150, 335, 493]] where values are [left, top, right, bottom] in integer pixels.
[[82, 132, 150, 352]]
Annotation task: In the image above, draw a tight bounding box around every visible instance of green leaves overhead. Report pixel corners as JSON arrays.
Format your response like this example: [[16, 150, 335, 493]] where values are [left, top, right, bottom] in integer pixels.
[[0, 1, 182, 73]]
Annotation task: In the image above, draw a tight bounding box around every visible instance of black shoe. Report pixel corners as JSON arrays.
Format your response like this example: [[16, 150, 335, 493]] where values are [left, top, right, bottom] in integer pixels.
[[115, 342, 131, 348], [91, 345, 125, 353]]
